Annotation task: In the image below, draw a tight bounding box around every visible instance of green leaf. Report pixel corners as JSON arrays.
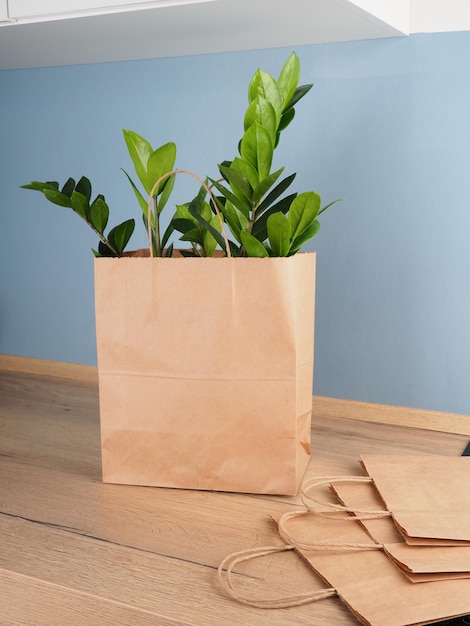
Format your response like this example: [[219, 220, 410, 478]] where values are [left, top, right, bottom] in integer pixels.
[[239, 122, 273, 181], [209, 178, 250, 218], [284, 84, 313, 113], [123, 129, 153, 194], [172, 217, 197, 234], [251, 193, 296, 241], [180, 228, 204, 245], [290, 219, 320, 254], [21, 180, 51, 191], [61, 177, 75, 198], [121, 169, 153, 225], [157, 172, 176, 215], [75, 176, 92, 203], [244, 96, 277, 145], [267, 212, 291, 256], [255, 173, 296, 217], [248, 69, 283, 126], [278, 52, 300, 111], [70, 190, 89, 220], [89, 196, 109, 234], [252, 167, 284, 207], [287, 191, 321, 240], [230, 157, 259, 190], [219, 163, 253, 203], [188, 203, 228, 253], [318, 197, 344, 216], [147, 142, 177, 198], [240, 231, 269, 258], [278, 107, 295, 133], [43, 188, 73, 208], [204, 213, 223, 257], [98, 239, 117, 257], [161, 221, 176, 250], [108, 218, 135, 254]]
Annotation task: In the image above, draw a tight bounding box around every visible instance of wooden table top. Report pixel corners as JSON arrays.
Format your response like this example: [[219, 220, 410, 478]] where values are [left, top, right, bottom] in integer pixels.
[[1, 362, 469, 625]]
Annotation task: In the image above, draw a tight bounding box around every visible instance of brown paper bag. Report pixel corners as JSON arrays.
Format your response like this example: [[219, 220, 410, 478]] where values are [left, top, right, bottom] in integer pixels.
[[273, 511, 470, 626], [332, 480, 470, 582], [219, 510, 470, 625], [94, 252, 315, 494], [361, 455, 470, 545]]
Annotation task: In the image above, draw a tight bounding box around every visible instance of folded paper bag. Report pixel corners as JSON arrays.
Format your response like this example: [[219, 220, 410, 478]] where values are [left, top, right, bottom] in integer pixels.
[[219, 509, 470, 626], [332, 480, 470, 582], [360, 455, 470, 545]]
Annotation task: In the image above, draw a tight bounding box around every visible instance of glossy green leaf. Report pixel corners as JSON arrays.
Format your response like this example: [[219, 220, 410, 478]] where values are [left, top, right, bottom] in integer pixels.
[[204, 213, 223, 257], [97, 239, 117, 257], [70, 190, 89, 220], [20, 181, 50, 191], [244, 96, 277, 145], [219, 163, 253, 203], [188, 203, 227, 253], [278, 108, 295, 133], [255, 173, 296, 216], [121, 169, 154, 226], [267, 212, 291, 256], [61, 177, 75, 198], [251, 193, 296, 241], [277, 52, 300, 110], [209, 178, 250, 218], [230, 157, 259, 190], [123, 129, 153, 193], [108, 218, 135, 254], [43, 188, 72, 208], [147, 142, 177, 199], [89, 196, 109, 234], [240, 231, 269, 258], [172, 217, 196, 234], [75, 176, 92, 203], [289, 219, 320, 254], [284, 84, 313, 113], [157, 172, 176, 215], [239, 122, 273, 182], [248, 69, 283, 126], [288, 191, 321, 240], [318, 197, 344, 216], [252, 167, 284, 207], [180, 228, 204, 245]]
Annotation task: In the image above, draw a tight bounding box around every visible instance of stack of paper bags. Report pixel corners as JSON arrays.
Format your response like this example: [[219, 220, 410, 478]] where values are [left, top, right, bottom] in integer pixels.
[[271, 455, 470, 626]]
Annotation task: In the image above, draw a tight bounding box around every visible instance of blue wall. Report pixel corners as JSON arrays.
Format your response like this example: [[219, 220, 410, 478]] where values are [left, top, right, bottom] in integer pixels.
[[2, 32, 470, 414]]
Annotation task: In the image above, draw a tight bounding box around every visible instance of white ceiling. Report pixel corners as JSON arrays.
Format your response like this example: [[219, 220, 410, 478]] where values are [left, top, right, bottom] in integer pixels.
[[0, 0, 409, 70]]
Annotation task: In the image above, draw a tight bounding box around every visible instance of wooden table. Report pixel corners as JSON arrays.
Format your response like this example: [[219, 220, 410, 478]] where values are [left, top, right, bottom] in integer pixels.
[[1, 357, 470, 625]]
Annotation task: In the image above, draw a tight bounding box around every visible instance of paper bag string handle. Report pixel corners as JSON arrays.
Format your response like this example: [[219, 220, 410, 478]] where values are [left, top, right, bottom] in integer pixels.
[[300, 476, 391, 520], [217, 545, 337, 609], [147, 169, 232, 258]]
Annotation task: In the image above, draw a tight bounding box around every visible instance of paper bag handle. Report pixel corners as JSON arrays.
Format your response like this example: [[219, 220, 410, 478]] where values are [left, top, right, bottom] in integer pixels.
[[300, 476, 391, 520], [217, 545, 337, 608], [147, 169, 232, 258]]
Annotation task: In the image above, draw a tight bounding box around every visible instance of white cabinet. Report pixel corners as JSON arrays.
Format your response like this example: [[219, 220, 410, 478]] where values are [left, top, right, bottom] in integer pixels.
[[0, 0, 10, 21], [7, 0, 209, 20]]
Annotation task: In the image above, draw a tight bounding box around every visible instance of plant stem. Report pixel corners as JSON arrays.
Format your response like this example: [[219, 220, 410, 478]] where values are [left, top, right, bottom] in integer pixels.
[[78, 213, 120, 256], [153, 196, 162, 256]]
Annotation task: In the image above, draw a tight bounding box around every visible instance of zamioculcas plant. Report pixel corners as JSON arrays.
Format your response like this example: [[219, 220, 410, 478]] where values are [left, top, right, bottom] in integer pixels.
[[21, 52, 340, 258]]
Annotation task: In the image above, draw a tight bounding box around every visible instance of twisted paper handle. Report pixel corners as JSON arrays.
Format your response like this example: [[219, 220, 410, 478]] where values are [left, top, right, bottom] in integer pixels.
[[217, 545, 337, 609]]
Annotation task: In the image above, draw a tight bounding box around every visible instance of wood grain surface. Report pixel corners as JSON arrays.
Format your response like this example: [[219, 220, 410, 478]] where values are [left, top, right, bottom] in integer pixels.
[[1, 363, 469, 625]]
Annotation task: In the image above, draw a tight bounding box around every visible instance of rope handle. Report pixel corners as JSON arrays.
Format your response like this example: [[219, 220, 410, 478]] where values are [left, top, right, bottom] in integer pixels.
[[217, 545, 337, 609], [146, 169, 232, 258], [300, 476, 391, 520]]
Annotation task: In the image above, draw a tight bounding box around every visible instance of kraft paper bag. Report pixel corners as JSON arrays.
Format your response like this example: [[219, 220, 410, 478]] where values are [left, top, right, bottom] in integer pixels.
[[360, 455, 470, 545], [94, 252, 315, 494], [332, 480, 470, 582], [271, 511, 470, 626]]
